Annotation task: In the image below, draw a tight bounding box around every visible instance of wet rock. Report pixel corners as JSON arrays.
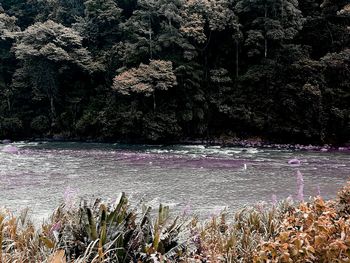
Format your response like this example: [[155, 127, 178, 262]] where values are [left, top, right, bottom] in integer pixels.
[[2, 145, 19, 154], [52, 135, 65, 141], [288, 158, 301, 165], [2, 139, 11, 144]]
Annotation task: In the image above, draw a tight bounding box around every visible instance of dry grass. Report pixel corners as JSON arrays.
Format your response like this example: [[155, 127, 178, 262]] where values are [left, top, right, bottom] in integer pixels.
[[187, 199, 294, 262], [0, 208, 51, 262], [1, 182, 350, 262]]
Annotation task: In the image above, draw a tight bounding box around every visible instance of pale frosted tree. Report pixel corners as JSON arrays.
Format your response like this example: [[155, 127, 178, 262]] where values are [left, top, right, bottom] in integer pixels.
[[112, 60, 177, 110]]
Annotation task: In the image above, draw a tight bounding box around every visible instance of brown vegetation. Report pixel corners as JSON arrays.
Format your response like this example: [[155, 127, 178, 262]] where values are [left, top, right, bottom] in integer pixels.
[[1, 182, 350, 262]]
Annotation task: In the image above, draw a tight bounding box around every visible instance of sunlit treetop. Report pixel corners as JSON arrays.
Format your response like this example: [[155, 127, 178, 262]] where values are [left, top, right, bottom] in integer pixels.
[[180, 0, 237, 44], [112, 60, 177, 96], [13, 20, 92, 70]]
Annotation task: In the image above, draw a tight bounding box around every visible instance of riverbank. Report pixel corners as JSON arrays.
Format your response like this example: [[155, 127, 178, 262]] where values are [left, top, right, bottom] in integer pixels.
[[1, 181, 350, 262], [2, 136, 350, 153], [179, 137, 350, 153]]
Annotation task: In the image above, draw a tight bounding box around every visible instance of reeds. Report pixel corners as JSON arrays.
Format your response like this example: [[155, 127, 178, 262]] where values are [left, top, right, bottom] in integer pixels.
[[0, 208, 50, 262]]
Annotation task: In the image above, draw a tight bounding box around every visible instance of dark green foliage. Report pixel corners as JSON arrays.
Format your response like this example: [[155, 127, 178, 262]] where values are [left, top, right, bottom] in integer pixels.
[[0, 0, 349, 144], [142, 112, 182, 141], [50, 193, 192, 262], [0, 117, 23, 138], [12, 19, 94, 132], [30, 115, 50, 134]]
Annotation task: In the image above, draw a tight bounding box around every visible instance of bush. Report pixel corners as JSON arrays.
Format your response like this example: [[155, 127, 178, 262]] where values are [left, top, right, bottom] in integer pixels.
[[0, 194, 193, 262], [2, 181, 350, 262], [254, 197, 350, 262], [0, 117, 23, 138], [336, 181, 350, 216], [75, 111, 101, 137], [142, 112, 182, 141], [30, 115, 50, 134]]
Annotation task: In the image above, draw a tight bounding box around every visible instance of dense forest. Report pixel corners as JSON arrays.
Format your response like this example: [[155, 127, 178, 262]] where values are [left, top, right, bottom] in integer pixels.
[[0, 0, 349, 144]]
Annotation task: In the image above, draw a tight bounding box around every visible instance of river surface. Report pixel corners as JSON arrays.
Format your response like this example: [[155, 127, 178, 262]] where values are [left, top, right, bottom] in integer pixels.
[[0, 142, 349, 220]]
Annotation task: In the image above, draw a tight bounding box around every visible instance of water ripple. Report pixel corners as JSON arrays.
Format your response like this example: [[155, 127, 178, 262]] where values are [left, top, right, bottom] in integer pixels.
[[0, 142, 349, 220]]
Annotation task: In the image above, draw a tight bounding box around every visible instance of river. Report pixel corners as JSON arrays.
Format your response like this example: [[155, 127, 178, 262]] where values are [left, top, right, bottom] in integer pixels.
[[0, 142, 349, 220]]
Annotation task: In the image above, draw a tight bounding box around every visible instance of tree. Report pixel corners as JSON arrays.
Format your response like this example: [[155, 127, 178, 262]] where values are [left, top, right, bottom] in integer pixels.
[[74, 0, 122, 49], [180, 0, 240, 97], [118, 0, 160, 63], [235, 0, 304, 58], [321, 49, 350, 142], [36, 0, 85, 26], [155, 0, 194, 59], [179, 0, 241, 135], [72, 0, 122, 82], [338, 3, 350, 16], [0, 4, 19, 40], [0, 0, 38, 29], [274, 58, 326, 142], [112, 60, 177, 110], [320, 0, 349, 15], [209, 68, 233, 113], [180, 0, 237, 43], [0, 5, 20, 112], [175, 62, 207, 136], [120, 0, 199, 63], [0, 0, 349, 144], [13, 20, 93, 129]]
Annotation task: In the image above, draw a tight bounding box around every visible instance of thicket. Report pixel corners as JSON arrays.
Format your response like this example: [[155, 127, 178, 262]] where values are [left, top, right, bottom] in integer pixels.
[[0, 0, 349, 144], [1, 181, 350, 262]]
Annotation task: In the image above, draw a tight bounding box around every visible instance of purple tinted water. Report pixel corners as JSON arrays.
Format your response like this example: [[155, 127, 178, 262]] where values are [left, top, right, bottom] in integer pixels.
[[0, 142, 349, 220]]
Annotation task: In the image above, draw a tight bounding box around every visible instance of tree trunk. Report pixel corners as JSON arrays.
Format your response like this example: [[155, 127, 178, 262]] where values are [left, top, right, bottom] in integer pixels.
[[235, 39, 239, 79], [149, 13, 153, 59], [50, 95, 57, 127], [0, 76, 10, 112], [204, 52, 208, 81], [264, 3, 268, 58], [153, 90, 156, 111], [7, 96, 11, 112]]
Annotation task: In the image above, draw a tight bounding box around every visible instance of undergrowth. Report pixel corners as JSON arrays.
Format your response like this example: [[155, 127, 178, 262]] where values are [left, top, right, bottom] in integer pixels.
[[1, 182, 350, 262]]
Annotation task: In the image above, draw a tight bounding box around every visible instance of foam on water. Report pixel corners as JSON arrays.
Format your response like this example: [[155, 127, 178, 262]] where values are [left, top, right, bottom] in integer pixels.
[[0, 142, 349, 220]]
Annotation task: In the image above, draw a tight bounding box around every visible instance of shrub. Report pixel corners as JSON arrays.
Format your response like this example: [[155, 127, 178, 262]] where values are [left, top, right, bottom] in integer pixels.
[[30, 115, 50, 134], [2, 182, 350, 262], [0, 117, 23, 138], [189, 199, 295, 262], [40, 194, 194, 262], [254, 197, 350, 262], [336, 181, 350, 216]]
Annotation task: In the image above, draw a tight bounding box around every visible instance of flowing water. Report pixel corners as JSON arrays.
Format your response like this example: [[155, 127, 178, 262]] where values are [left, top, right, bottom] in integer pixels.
[[0, 142, 349, 220]]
